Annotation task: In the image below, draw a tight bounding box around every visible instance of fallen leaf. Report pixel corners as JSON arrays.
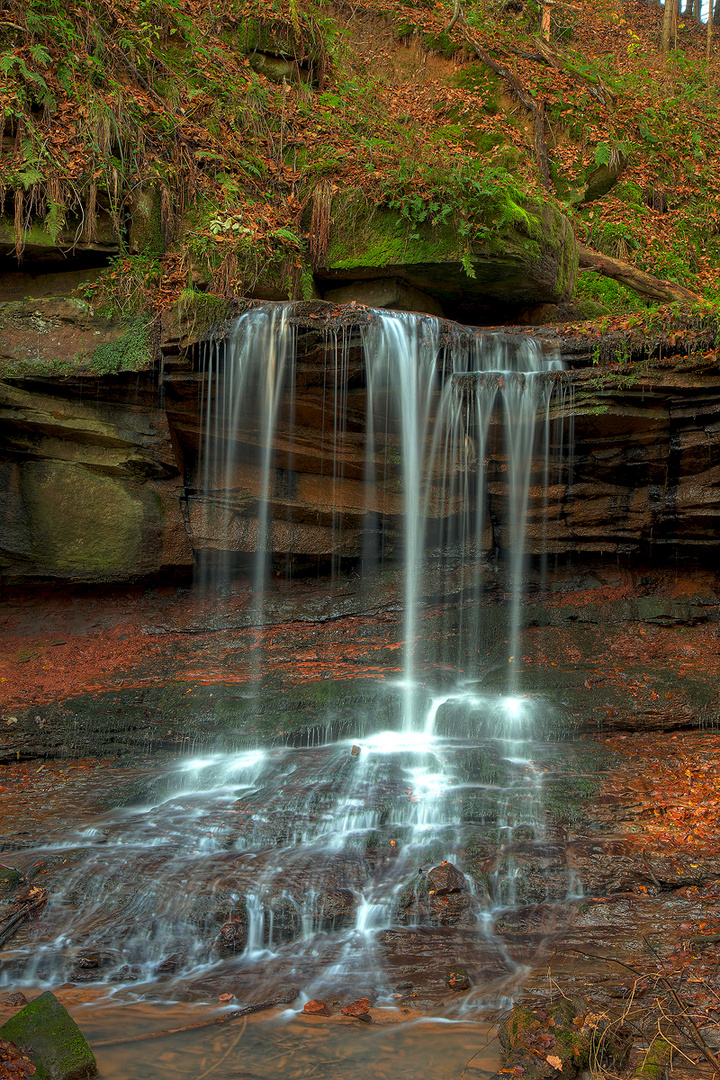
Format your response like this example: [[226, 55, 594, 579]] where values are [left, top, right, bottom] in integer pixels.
[[546, 1055, 562, 1071]]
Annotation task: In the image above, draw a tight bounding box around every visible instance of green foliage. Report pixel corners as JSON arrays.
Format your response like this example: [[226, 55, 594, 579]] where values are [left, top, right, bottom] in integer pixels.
[[90, 319, 153, 374], [593, 142, 611, 167]]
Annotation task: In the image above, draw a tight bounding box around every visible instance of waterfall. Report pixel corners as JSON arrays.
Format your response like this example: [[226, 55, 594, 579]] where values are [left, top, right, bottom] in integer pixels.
[[2, 303, 575, 1012], [196, 303, 563, 716]]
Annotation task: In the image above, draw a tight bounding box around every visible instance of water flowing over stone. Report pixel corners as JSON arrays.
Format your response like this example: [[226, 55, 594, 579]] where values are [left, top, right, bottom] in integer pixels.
[[0, 302, 577, 1014]]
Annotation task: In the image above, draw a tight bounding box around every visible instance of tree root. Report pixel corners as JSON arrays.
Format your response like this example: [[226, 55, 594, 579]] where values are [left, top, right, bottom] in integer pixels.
[[463, 30, 551, 189]]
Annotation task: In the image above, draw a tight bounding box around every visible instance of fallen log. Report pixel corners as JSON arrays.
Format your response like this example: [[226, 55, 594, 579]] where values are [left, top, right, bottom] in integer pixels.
[[577, 244, 702, 305], [0, 886, 47, 949]]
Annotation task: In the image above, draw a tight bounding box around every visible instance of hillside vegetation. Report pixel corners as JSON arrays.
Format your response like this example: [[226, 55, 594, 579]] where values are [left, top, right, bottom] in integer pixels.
[[1, 0, 719, 321]]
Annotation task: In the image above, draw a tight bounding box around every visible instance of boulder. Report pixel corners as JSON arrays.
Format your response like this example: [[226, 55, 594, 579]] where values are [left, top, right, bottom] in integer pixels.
[[427, 861, 467, 896], [316, 192, 577, 317], [248, 53, 299, 82], [0, 991, 97, 1080]]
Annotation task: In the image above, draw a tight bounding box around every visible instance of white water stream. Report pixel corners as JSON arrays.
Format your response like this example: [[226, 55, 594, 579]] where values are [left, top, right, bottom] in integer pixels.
[[2, 304, 575, 1020]]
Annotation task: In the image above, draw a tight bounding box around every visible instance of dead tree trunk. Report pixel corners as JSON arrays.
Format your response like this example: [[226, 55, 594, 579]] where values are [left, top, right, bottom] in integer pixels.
[[577, 244, 702, 304]]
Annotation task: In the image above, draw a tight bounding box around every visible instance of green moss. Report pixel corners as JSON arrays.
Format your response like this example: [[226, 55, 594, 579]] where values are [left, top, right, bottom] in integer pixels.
[[90, 318, 152, 374], [176, 290, 230, 337], [236, 17, 296, 58], [424, 31, 460, 58], [0, 991, 97, 1080], [20, 461, 144, 574], [0, 866, 22, 891], [130, 188, 165, 257]]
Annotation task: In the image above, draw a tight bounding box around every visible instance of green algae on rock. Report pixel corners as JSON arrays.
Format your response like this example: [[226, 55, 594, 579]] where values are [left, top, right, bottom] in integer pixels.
[[316, 192, 577, 315], [0, 991, 97, 1080]]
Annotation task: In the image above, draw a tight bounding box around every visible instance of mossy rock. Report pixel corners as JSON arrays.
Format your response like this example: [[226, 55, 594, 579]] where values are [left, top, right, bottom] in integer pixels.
[[317, 192, 577, 311], [0, 991, 97, 1080], [0, 865, 22, 891], [498, 1000, 628, 1079], [0, 458, 193, 584], [0, 214, 118, 258]]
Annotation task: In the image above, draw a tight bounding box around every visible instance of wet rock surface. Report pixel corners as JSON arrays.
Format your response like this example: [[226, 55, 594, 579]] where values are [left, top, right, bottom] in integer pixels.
[[0, 565, 718, 763], [3, 300, 720, 585], [1, 727, 720, 1022]]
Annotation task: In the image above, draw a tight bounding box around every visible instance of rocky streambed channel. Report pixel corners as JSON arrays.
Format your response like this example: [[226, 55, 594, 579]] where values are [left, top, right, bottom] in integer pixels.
[[2, 721, 720, 1079]]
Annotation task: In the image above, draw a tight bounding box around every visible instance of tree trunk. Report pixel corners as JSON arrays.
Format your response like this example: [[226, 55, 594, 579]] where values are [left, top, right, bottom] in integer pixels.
[[540, 3, 552, 40], [661, 0, 673, 51], [577, 244, 702, 304], [707, 1, 713, 60]]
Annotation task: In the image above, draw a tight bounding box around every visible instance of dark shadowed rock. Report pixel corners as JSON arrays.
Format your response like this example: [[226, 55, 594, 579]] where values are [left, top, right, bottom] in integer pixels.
[[427, 862, 466, 896], [214, 920, 247, 955]]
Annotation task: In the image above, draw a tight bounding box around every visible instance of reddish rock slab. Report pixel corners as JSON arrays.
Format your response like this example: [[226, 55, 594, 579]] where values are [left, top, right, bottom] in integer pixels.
[[340, 997, 371, 1016], [302, 1000, 331, 1016]]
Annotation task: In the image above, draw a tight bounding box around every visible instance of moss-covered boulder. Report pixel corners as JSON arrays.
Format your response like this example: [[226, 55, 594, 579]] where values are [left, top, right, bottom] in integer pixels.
[[0, 865, 22, 891], [493, 1000, 628, 1079], [0, 991, 97, 1080], [0, 371, 193, 584], [316, 193, 577, 319]]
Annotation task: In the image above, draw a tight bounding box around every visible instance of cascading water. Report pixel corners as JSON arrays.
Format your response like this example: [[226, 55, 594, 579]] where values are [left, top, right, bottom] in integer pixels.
[[1, 303, 575, 1021]]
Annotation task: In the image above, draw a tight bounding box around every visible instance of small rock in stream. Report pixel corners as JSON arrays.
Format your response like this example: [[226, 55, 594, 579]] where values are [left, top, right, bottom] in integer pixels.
[[0, 866, 22, 892], [302, 1000, 331, 1016], [340, 997, 371, 1018], [351, 745, 360, 757], [445, 966, 470, 991], [0, 992, 27, 1007], [427, 861, 466, 896]]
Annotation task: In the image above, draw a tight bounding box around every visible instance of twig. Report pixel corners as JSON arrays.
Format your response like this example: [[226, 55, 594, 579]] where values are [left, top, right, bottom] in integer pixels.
[[0, 890, 47, 949], [90, 1000, 281, 1048], [644, 964, 720, 1068], [196, 1016, 247, 1079], [446, 0, 462, 32]]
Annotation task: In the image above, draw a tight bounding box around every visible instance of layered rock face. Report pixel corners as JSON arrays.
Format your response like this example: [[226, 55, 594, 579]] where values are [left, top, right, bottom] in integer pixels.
[[2, 300, 719, 584]]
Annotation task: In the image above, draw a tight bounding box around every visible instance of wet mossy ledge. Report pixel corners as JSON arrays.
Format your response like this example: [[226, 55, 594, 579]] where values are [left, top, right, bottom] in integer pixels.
[[314, 190, 578, 321]]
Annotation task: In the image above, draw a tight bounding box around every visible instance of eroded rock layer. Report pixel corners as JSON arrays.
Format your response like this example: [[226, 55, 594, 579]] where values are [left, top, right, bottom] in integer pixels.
[[1, 301, 720, 584]]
